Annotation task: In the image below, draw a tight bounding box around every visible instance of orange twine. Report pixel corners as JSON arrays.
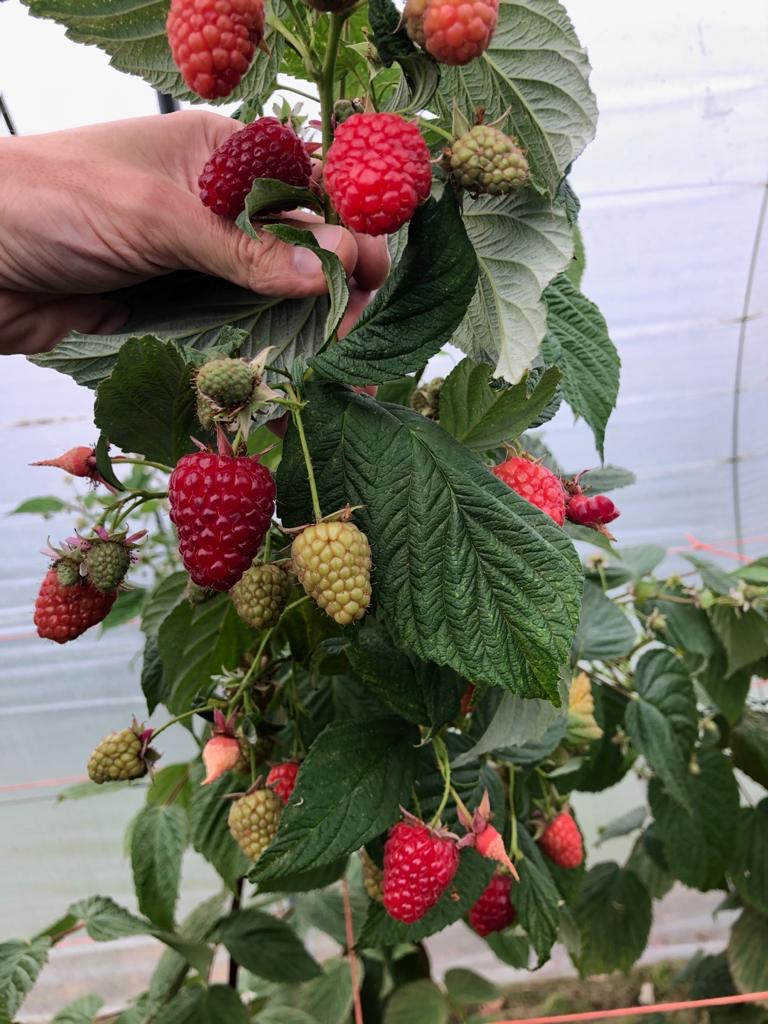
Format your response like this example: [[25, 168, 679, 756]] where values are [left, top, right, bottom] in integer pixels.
[[493, 990, 768, 1024]]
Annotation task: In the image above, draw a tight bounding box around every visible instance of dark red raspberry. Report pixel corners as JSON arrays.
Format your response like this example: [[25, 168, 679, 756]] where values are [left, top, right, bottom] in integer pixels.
[[199, 117, 313, 218], [468, 872, 516, 936], [382, 818, 460, 924], [266, 761, 300, 803], [168, 452, 275, 591], [492, 456, 566, 525], [537, 812, 583, 869], [167, 0, 265, 101], [323, 113, 432, 236], [566, 492, 620, 528], [406, 0, 499, 66], [34, 570, 116, 644]]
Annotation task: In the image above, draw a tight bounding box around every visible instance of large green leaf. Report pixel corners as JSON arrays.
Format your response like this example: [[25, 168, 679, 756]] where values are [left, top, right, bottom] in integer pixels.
[[435, 0, 597, 195], [30, 273, 328, 389], [440, 360, 561, 450], [0, 937, 50, 1023], [157, 596, 253, 714], [51, 995, 104, 1024], [154, 985, 250, 1024], [254, 717, 418, 881], [649, 748, 741, 891], [217, 909, 322, 983], [708, 605, 768, 676], [311, 191, 477, 385], [444, 969, 499, 1007], [141, 572, 188, 640], [731, 710, 768, 789], [94, 336, 200, 464], [384, 980, 449, 1024], [730, 800, 768, 915], [130, 803, 188, 931], [23, 0, 283, 103], [728, 909, 768, 998], [541, 274, 620, 459], [277, 384, 582, 698], [625, 649, 698, 812], [573, 581, 636, 660], [451, 191, 573, 383], [573, 863, 651, 976], [456, 692, 566, 766], [515, 827, 560, 965], [291, 958, 356, 1024]]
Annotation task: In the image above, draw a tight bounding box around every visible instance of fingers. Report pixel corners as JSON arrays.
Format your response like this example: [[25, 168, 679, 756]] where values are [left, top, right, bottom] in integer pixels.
[[338, 284, 376, 339], [0, 290, 128, 355], [351, 232, 391, 291]]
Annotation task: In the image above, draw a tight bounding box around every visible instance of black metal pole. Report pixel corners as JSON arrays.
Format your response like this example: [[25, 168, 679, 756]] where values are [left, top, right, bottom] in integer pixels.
[[0, 94, 17, 135], [156, 92, 180, 115]]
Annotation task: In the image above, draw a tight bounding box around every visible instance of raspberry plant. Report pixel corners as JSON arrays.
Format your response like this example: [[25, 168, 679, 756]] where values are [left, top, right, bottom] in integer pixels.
[[5, 0, 768, 1020]]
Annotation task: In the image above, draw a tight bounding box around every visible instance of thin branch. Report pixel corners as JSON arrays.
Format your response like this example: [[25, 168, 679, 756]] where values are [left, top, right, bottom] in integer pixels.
[[342, 877, 364, 1024]]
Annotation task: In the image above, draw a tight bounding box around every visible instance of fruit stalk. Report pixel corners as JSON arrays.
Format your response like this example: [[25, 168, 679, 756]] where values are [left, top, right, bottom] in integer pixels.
[[429, 735, 452, 828], [289, 392, 323, 522]]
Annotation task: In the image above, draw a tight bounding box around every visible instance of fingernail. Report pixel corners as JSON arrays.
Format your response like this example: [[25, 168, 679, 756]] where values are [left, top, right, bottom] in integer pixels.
[[292, 224, 346, 277]]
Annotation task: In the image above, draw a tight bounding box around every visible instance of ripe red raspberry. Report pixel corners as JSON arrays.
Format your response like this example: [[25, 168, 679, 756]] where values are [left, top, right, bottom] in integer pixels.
[[537, 812, 583, 869], [34, 570, 116, 644], [566, 493, 620, 528], [168, 452, 275, 591], [406, 0, 498, 66], [492, 456, 566, 525], [382, 819, 460, 924], [323, 113, 432, 236], [266, 761, 300, 803], [167, 0, 265, 100], [469, 872, 516, 936], [199, 118, 313, 218]]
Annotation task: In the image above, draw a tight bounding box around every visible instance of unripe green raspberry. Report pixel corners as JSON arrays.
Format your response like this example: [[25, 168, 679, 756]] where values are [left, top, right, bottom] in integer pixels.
[[185, 578, 217, 606], [87, 727, 147, 783], [55, 559, 81, 588], [197, 358, 255, 411], [228, 788, 283, 861], [196, 392, 217, 430], [449, 125, 529, 195], [410, 377, 444, 420], [291, 521, 372, 625], [231, 561, 291, 629], [85, 540, 131, 592], [361, 850, 384, 902]]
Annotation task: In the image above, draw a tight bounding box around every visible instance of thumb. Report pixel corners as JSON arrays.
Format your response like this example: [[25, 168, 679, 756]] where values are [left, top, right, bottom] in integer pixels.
[[175, 206, 359, 298]]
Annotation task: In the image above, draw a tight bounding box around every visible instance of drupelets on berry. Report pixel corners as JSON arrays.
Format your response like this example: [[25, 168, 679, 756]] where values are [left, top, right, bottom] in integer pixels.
[[448, 124, 529, 195], [323, 113, 432, 236], [88, 724, 156, 784], [291, 520, 372, 625], [266, 761, 300, 803], [382, 817, 460, 924], [34, 569, 116, 643], [537, 812, 584, 869], [231, 561, 291, 629], [468, 871, 516, 936], [228, 787, 283, 861], [405, 0, 499, 66], [492, 455, 566, 526]]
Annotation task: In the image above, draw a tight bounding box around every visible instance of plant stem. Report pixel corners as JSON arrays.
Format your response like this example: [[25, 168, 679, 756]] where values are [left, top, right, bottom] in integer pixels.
[[227, 877, 244, 989], [342, 877, 364, 1024], [508, 766, 520, 860], [277, 80, 319, 103], [429, 736, 451, 828], [151, 705, 211, 741], [111, 456, 173, 474], [228, 630, 274, 712], [290, 398, 323, 523], [319, 13, 345, 159]]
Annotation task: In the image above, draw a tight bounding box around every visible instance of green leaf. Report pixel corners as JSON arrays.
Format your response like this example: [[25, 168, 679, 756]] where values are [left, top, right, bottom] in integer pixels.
[[359, 850, 494, 946], [157, 596, 253, 714], [443, 969, 499, 1006], [141, 572, 188, 640], [311, 191, 478, 385], [95, 432, 126, 491], [261, 223, 348, 343], [368, 0, 417, 64], [52, 994, 105, 1024], [254, 717, 418, 881], [577, 466, 636, 495], [23, 0, 283, 103], [696, 648, 750, 724], [31, 272, 328, 389], [146, 764, 192, 809], [141, 636, 167, 715], [255, 1010, 318, 1024], [573, 863, 651, 976], [256, 858, 349, 895], [649, 748, 741, 891], [384, 980, 449, 1024], [154, 985, 250, 1024], [217, 908, 322, 983], [455, 692, 566, 766], [541, 275, 620, 459], [94, 336, 200, 465], [130, 803, 188, 931], [515, 827, 561, 965], [440, 360, 561, 450], [451, 191, 573, 383], [277, 383, 582, 698], [292, 958, 356, 1024], [0, 937, 50, 1022], [731, 710, 768, 789], [435, 0, 597, 195], [597, 806, 646, 847], [708, 605, 768, 676], [188, 766, 251, 890], [101, 587, 147, 632], [573, 581, 636, 660], [730, 800, 768, 915], [348, 624, 466, 728], [9, 496, 68, 516], [236, 181, 323, 231], [485, 931, 530, 968], [625, 830, 674, 901], [625, 649, 698, 811], [728, 907, 768, 996]]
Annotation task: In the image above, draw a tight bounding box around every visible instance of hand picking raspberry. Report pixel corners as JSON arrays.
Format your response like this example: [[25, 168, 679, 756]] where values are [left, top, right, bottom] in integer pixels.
[[0, 113, 389, 355]]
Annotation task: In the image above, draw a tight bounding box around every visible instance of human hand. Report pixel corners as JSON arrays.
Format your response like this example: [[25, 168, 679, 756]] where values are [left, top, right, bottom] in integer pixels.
[[0, 110, 389, 355]]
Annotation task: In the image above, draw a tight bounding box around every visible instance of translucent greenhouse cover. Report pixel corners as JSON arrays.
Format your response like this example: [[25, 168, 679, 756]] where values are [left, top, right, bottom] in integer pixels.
[[0, 0, 766, 966]]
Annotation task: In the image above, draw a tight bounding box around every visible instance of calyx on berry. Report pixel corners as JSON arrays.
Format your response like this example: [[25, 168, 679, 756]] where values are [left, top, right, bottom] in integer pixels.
[[456, 789, 519, 878]]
